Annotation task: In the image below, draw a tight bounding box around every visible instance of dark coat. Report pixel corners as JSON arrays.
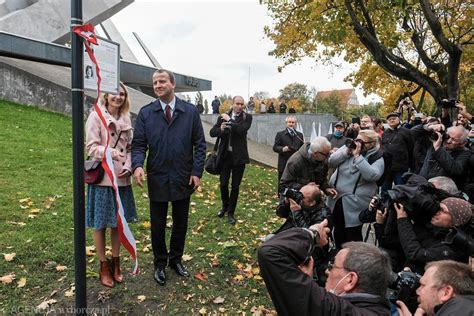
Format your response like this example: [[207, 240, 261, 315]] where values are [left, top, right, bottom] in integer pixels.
[[434, 295, 474, 316], [273, 129, 304, 172], [381, 125, 414, 172], [280, 143, 330, 191], [209, 111, 252, 166], [419, 145, 471, 190], [131, 97, 206, 202], [397, 218, 469, 274], [257, 228, 391, 316]]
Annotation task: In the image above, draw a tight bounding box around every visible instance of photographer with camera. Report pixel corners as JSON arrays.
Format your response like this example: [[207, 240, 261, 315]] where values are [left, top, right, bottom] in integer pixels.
[[327, 129, 385, 248], [210, 96, 252, 225], [415, 123, 470, 190], [395, 197, 473, 274], [258, 221, 392, 315], [273, 183, 332, 285], [396, 260, 474, 316]]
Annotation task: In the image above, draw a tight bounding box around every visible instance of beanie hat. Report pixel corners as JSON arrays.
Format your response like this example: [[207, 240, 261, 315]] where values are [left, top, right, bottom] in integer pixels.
[[441, 197, 473, 226]]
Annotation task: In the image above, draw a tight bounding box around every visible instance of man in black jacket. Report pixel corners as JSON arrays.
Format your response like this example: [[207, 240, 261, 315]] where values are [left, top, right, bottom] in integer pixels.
[[273, 116, 304, 193], [394, 197, 473, 274], [210, 96, 252, 225], [258, 222, 392, 316], [381, 112, 414, 192], [417, 125, 470, 190]]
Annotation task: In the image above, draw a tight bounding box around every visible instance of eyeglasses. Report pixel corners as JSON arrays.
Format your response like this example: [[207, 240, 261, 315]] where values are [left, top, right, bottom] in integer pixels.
[[327, 260, 346, 271], [316, 151, 329, 157]]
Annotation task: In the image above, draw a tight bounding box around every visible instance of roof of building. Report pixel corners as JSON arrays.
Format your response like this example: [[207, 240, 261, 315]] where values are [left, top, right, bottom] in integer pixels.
[[316, 89, 356, 106]]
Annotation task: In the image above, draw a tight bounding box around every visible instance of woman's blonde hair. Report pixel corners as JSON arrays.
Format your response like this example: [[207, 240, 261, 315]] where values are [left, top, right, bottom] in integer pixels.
[[102, 82, 130, 116], [358, 129, 379, 143]]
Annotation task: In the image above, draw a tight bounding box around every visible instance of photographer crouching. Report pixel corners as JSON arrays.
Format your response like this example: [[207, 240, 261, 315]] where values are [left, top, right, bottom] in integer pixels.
[[258, 221, 393, 315], [272, 183, 333, 285]]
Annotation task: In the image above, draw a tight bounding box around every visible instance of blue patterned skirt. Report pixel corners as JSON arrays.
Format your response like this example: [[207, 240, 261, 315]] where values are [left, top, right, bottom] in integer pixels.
[[86, 185, 138, 229]]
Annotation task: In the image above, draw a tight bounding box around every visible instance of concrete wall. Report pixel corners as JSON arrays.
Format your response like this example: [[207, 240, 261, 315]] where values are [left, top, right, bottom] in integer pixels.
[[200, 113, 339, 146]]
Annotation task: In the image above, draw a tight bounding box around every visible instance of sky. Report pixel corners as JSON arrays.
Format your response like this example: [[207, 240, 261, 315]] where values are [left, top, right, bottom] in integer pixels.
[[111, 0, 380, 106]]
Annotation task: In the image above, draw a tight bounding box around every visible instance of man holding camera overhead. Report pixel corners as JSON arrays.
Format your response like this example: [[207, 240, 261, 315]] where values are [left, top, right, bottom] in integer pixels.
[[210, 96, 252, 225]]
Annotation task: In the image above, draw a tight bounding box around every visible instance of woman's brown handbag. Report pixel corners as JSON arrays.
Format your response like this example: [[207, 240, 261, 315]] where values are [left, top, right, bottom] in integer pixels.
[[84, 131, 122, 184], [84, 160, 104, 184]]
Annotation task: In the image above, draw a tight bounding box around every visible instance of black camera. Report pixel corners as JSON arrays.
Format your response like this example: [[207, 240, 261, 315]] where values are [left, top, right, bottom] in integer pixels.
[[222, 121, 234, 132], [282, 188, 304, 205], [344, 138, 362, 150], [388, 271, 421, 306], [427, 129, 448, 142], [437, 99, 457, 108]]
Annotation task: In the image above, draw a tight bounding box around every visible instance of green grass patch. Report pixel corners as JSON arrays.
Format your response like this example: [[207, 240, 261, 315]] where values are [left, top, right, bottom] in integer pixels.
[[0, 100, 282, 314]]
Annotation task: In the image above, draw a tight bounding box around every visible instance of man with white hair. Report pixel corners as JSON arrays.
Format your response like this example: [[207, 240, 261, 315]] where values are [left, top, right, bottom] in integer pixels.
[[280, 136, 338, 198], [419, 125, 470, 190]]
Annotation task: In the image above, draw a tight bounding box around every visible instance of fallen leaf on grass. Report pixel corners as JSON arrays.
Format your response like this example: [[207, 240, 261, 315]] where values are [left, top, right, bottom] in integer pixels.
[[29, 208, 41, 214], [65, 286, 75, 297], [142, 221, 151, 228], [17, 277, 27, 288], [56, 265, 68, 272], [233, 274, 244, 282], [6, 221, 26, 226], [199, 307, 207, 315], [222, 241, 237, 248], [137, 295, 146, 303], [1, 273, 15, 284], [213, 296, 225, 304], [36, 299, 57, 311], [4, 253, 16, 261], [185, 293, 195, 301], [86, 246, 96, 256], [182, 254, 193, 262], [194, 272, 207, 281]]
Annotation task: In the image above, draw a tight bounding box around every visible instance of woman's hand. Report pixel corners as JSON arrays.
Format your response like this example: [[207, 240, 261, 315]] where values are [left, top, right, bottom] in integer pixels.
[[375, 208, 388, 224]]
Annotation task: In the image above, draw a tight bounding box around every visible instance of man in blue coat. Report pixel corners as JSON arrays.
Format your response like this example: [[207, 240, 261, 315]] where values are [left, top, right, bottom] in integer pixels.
[[132, 69, 206, 286]]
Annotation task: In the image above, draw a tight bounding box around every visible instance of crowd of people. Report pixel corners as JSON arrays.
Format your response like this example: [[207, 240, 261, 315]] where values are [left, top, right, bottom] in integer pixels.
[[260, 98, 474, 315], [85, 78, 473, 314]]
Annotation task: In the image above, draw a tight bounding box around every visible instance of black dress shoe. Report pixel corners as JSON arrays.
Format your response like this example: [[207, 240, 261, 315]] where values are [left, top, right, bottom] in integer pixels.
[[170, 263, 190, 277], [228, 213, 236, 225], [153, 267, 166, 286], [217, 209, 227, 218]]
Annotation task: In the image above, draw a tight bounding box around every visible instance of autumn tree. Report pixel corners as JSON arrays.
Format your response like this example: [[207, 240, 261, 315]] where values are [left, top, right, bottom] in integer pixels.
[[263, 0, 474, 108], [315, 91, 345, 119], [279, 82, 312, 111]]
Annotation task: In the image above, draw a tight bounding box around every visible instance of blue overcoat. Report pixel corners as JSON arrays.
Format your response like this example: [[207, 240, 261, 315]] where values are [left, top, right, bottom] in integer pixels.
[[131, 97, 206, 202]]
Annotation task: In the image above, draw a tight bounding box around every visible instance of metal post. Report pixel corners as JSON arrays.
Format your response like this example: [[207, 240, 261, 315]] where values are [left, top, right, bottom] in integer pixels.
[[71, 0, 87, 313]]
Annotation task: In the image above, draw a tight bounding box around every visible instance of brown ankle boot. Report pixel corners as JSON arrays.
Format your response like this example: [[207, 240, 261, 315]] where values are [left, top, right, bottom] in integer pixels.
[[99, 260, 114, 288], [111, 256, 123, 283]]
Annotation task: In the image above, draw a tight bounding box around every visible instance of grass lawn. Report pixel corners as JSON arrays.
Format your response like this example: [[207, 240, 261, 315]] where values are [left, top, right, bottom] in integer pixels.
[[0, 100, 283, 314]]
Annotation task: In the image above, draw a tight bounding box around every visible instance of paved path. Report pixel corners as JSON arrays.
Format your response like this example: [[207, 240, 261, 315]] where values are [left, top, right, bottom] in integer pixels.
[[201, 120, 277, 169]]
